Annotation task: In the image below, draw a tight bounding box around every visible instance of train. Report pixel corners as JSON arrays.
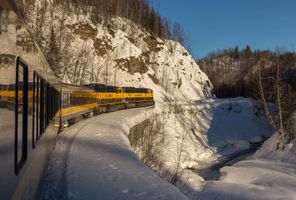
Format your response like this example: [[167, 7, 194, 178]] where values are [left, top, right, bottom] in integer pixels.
[[0, 1, 154, 199], [60, 83, 154, 126]]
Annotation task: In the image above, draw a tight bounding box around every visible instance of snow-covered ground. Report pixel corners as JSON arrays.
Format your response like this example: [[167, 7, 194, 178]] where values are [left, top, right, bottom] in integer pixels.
[[160, 97, 272, 161], [173, 99, 296, 200], [142, 98, 275, 199], [38, 107, 187, 200], [198, 137, 296, 200], [37, 97, 295, 200]]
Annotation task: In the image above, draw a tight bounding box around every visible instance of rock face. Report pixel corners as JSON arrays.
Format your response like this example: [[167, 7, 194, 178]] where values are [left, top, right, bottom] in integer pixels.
[[22, 2, 213, 102]]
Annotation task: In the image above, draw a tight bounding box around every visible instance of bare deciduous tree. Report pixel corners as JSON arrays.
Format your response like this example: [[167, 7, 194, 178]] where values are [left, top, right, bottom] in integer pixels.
[[258, 50, 296, 150]]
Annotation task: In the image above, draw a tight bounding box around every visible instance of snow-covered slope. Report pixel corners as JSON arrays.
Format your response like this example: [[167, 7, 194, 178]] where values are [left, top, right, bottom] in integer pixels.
[[23, 4, 212, 102], [189, 109, 296, 200], [66, 16, 212, 101], [255, 134, 296, 162], [198, 135, 296, 200], [128, 98, 273, 199], [199, 159, 296, 200]]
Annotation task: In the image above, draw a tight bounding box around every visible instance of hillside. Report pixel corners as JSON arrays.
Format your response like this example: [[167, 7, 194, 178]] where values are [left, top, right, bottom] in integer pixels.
[[198, 47, 296, 98], [17, 0, 212, 102]]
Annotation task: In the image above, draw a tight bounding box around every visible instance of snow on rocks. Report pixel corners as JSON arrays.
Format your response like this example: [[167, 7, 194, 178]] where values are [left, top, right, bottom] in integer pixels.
[[254, 134, 296, 163], [152, 98, 274, 199], [28, 3, 213, 102], [233, 140, 251, 150], [199, 159, 296, 200], [24, 2, 198, 100], [249, 136, 263, 143], [129, 98, 273, 199], [196, 112, 296, 200], [203, 98, 272, 155]]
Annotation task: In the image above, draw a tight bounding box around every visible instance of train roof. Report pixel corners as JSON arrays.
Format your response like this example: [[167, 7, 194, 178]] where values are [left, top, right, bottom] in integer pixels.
[[60, 83, 94, 93], [122, 87, 152, 93], [135, 88, 150, 93], [84, 84, 120, 92], [122, 87, 136, 93]]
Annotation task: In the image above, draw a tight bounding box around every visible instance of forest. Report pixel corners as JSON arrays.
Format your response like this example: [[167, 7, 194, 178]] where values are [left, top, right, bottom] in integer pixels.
[[199, 47, 296, 148], [198, 46, 296, 99], [44, 0, 187, 45]]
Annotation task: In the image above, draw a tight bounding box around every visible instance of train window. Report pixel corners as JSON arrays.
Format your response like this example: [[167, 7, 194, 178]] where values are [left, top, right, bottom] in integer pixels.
[[40, 78, 44, 135], [65, 94, 68, 107], [15, 57, 28, 175], [44, 83, 48, 128], [64, 94, 66, 106], [62, 94, 66, 108], [67, 94, 70, 107], [44, 83, 50, 129], [32, 72, 44, 148], [36, 75, 40, 142], [63, 94, 69, 108], [32, 72, 37, 148], [70, 96, 74, 106], [32, 73, 61, 149], [47, 85, 51, 124]]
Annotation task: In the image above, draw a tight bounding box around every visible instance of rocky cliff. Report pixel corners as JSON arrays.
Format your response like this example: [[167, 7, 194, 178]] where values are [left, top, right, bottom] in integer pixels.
[[19, 0, 212, 102]]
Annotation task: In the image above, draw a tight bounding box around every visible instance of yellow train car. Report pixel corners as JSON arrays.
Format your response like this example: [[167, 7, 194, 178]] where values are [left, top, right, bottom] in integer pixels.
[[0, 83, 35, 111], [60, 84, 96, 124], [84, 84, 155, 110], [1, 83, 155, 124], [122, 87, 154, 106]]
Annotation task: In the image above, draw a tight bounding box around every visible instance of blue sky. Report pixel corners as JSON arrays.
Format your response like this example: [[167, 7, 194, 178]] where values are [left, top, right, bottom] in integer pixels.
[[151, 0, 296, 58]]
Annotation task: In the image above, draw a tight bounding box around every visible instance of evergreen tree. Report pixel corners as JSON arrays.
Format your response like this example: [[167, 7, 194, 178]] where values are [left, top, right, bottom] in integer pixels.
[[234, 46, 240, 60], [244, 45, 252, 59], [47, 27, 61, 77]]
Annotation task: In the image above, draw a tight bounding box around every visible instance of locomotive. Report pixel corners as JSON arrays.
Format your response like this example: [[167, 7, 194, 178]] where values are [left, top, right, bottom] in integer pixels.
[[0, 0, 154, 199], [60, 83, 154, 126]]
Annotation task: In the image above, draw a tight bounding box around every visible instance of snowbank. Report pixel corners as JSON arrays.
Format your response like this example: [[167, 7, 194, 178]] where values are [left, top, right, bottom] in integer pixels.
[[127, 98, 273, 199], [197, 117, 296, 200], [255, 134, 296, 163], [199, 158, 296, 200], [38, 107, 188, 200]]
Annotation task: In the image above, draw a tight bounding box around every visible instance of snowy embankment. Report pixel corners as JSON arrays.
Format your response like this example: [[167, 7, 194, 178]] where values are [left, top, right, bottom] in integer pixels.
[[143, 98, 296, 200], [131, 98, 274, 199], [195, 106, 296, 200], [38, 107, 188, 200], [199, 136, 296, 200], [38, 97, 294, 200]]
